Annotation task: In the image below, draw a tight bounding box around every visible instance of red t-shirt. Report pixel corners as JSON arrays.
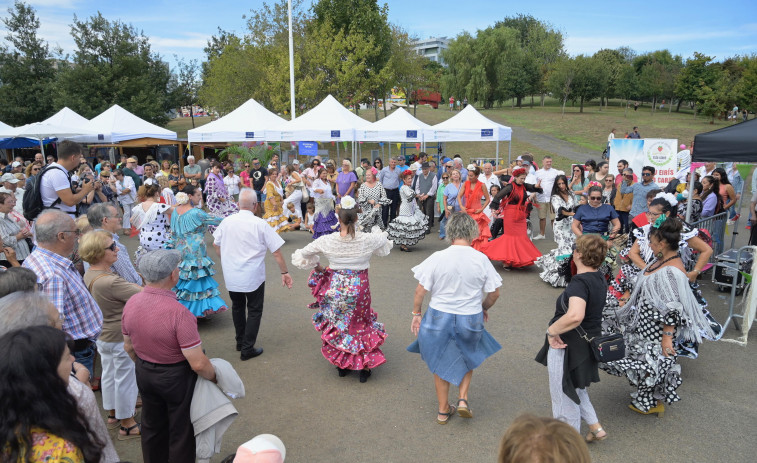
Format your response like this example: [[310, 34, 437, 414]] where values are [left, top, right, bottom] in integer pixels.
[[122, 286, 202, 364]]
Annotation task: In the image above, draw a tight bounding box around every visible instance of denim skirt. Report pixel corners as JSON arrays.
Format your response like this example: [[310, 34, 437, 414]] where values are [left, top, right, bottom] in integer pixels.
[[407, 307, 501, 386]]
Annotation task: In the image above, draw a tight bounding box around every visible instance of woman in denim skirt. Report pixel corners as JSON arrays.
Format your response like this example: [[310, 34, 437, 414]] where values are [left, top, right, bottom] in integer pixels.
[[407, 212, 502, 424]]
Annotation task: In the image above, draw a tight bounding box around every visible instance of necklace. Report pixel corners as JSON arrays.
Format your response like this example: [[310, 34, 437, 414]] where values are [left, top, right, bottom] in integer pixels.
[[645, 254, 678, 273]]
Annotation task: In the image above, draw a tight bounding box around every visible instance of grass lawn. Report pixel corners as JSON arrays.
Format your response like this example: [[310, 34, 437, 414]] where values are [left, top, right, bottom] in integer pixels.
[[164, 99, 741, 176]]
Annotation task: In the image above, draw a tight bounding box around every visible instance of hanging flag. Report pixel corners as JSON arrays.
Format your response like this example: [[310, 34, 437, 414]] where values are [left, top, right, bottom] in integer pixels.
[[379, 142, 384, 147], [396, 143, 401, 150], [342, 141, 348, 150], [415, 143, 421, 150]]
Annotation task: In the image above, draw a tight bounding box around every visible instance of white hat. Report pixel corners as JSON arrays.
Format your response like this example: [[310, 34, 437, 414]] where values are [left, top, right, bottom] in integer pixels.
[[11, 161, 22, 168], [409, 162, 420, 172], [516, 156, 523, 161], [292, 159, 300, 165], [234, 434, 285, 463], [0, 173, 19, 184]]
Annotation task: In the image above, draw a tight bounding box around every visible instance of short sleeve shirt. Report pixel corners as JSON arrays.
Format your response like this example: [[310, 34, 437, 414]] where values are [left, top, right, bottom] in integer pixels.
[[184, 164, 201, 177], [250, 167, 268, 190], [574, 204, 618, 234], [550, 272, 607, 335], [412, 245, 502, 315], [40, 163, 75, 213]]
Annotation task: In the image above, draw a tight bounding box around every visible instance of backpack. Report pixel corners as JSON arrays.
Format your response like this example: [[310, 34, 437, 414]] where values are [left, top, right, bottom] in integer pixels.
[[22, 165, 70, 222]]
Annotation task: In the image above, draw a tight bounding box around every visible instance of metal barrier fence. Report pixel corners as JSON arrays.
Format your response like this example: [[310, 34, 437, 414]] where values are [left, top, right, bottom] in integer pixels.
[[690, 211, 729, 259]]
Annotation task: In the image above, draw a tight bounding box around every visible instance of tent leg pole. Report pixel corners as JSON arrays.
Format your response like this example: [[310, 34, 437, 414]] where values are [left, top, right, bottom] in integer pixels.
[[39, 138, 45, 156], [496, 141, 499, 166], [685, 166, 696, 223], [730, 188, 746, 249], [508, 141, 511, 166]]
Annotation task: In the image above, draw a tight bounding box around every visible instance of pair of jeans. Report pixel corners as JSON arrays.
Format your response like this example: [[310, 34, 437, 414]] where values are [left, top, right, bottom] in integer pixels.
[[73, 342, 96, 379], [439, 214, 447, 239], [230, 284, 266, 354], [616, 211, 630, 233]]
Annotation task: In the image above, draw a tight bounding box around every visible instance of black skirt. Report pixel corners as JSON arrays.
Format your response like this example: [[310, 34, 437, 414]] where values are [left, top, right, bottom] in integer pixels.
[[535, 329, 600, 404]]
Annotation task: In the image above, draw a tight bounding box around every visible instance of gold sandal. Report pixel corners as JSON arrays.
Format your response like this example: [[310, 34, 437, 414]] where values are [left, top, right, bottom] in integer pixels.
[[437, 403, 457, 425], [457, 399, 473, 418]]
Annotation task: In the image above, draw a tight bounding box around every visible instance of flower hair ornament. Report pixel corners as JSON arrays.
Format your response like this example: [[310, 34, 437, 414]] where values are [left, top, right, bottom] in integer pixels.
[[652, 214, 667, 229], [340, 196, 356, 210], [175, 192, 189, 205], [370, 166, 378, 176], [654, 191, 678, 207]]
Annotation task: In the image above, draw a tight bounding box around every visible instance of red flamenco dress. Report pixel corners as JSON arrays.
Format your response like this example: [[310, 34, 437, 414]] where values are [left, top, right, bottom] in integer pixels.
[[461, 179, 491, 250], [479, 182, 542, 268]]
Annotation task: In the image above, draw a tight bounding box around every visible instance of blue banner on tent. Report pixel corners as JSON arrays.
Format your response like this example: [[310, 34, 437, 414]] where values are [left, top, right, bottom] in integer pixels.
[[330, 130, 340, 138], [299, 141, 318, 156], [481, 129, 493, 137], [245, 132, 255, 138], [406, 130, 417, 139]]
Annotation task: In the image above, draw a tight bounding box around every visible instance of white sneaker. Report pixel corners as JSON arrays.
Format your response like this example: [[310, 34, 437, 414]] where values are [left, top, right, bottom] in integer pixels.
[[533, 234, 546, 240]]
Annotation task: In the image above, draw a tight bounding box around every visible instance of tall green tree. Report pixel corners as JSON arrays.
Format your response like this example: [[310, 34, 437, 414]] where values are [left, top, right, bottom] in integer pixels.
[[0, 1, 56, 125], [633, 50, 682, 113], [593, 49, 625, 109], [55, 12, 172, 125], [674, 52, 716, 113], [169, 57, 201, 127], [548, 57, 576, 116], [571, 55, 608, 112]]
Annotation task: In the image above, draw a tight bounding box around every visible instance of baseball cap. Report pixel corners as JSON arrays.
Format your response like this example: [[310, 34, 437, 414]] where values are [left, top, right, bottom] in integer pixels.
[[138, 250, 182, 282], [1, 173, 19, 183], [234, 434, 285, 463], [11, 161, 21, 168]]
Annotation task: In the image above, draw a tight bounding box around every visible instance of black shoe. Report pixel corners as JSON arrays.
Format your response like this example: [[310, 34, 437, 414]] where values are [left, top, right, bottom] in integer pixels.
[[337, 367, 351, 377], [240, 347, 264, 361], [359, 369, 371, 383], [236, 344, 242, 352]]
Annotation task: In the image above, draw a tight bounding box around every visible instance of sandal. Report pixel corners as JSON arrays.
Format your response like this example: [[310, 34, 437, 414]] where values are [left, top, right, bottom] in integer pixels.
[[437, 403, 457, 425], [90, 376, 101, 392], [457, 399, 473, 418], [118, 423, 142, 441], [585, 427, 608, 443], [106, 414, 120, 430]]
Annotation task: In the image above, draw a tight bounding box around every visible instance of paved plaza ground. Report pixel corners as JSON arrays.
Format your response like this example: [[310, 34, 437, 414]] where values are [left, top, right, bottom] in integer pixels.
[[106, 208, 757, 463]]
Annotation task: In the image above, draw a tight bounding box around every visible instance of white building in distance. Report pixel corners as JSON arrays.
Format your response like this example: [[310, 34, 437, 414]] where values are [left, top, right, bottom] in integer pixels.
[[412, 37, 450, 66]]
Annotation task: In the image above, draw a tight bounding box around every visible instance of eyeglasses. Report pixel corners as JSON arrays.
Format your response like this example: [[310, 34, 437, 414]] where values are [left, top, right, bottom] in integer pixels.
[[60, 230, 81, 237], [104, 241, 118, 252], [605, 178, 614, 182], [589, 196, 602, 201], [244, 165, 250, 168], [32, 167, 41, 172], [642, 173, 652, 177]]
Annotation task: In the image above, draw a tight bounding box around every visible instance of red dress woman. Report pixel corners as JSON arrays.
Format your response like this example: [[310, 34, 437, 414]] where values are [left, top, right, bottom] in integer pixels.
[[479, 168, 542, 269], [457, 165, 491, 250]]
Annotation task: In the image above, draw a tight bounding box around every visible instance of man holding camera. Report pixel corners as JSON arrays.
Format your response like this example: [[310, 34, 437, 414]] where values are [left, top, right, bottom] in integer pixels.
[[40, 141, 95, 218]]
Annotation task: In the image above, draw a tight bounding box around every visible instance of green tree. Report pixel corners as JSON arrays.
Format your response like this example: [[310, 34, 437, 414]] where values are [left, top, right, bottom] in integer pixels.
[[548, 57, 576, 116], [735, 55, 757, 113], [615, 62, 639, 116], [571, 55, 608, 113], [55, 12, 173, 125], [593, 49, 625, 109], [441, 32, 475, 104], [633, 50, 682, 113], [675, 52, 716, 113], [386, 26, 432, 117], [168, 57, 201, 127], [0, 1, 56, 125]]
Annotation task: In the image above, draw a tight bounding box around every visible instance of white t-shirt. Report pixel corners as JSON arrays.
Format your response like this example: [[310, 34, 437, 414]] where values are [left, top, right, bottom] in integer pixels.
[[412, 245, 502, 315], [213, 210, 285, 292], [224, 175, 241, 195], [40, 163, 75, 213], [115, 176, 137, 205], [478, 173, 500, 193], [534, 168, 562, 203]]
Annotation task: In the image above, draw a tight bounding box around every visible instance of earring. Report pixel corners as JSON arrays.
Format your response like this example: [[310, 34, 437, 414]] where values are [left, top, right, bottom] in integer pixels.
[[656, 251, 663, 259]]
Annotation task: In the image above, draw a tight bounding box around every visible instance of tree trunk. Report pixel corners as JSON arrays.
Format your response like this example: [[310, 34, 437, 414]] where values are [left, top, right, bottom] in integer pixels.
[[599, 96, 603, 111], [516, 96, 522, 107], [579, 96, 584, 113], [541, 93, 545, 106], [624, 99, 628, 117], [651, 96, 657, 114], [190, 111, 195, 128], [561, 97, 567, 118], [668, 97, 673, 114], [676, 99, 683, 112], [374, 97, 379, 121], [383, 94, 388, 117], [530, 94, 534, 107]]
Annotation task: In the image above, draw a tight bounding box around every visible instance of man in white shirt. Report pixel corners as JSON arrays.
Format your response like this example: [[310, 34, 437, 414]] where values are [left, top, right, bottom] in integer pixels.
[[414, 162, 438, 228], [533, 156, 563, 240], [39, 141, 94, 218], [697, 161, 717, 179], [213, 189, 293, 360], [113, 169, 136, 232], [478, 163, 500, 192]]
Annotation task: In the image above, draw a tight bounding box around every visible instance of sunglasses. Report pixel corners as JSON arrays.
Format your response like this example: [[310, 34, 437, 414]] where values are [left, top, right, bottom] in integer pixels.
[[100, 175, 110, 178], [605, 178, 614, 182], [105, 241, 118, 252], [442, 176, 449, 179], [589, 196, 602, 200], [32, 167, 41, 172], [642, 173, 652, 177], [244, 165, 250, 168]]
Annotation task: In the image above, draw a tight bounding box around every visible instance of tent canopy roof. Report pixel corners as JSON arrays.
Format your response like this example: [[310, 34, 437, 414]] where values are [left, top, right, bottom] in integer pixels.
[[43, 107, 90, 128], [426, 105, 512, 141], [187, 99, 286, 143], [358, 107, 431, 142], [0, 121, 96, 139], [75, 104, 177, 144], [692, 119, 757, 162], [267, 94, 370, 141]]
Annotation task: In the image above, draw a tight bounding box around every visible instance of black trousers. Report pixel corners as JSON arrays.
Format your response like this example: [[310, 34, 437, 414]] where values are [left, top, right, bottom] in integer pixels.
[[135, 358, 197, 463], [490, 218, 504, 239], [419, 197, 435, 227], [230, 283, 265, 354], [383, 188, 400, 226]]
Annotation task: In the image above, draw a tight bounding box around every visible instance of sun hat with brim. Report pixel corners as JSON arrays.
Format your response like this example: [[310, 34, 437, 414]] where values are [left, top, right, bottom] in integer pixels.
[[0, 173, 19, 183]]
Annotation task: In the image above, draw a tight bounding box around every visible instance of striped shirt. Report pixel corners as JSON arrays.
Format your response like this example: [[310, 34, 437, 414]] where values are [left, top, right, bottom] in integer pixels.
[[23, 247, 103, 341], [122, 286, 202, 364]]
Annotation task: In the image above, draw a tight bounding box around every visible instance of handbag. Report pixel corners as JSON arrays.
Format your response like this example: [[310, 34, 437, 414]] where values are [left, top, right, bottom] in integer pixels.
[[300, 183, 310, 203], [559, 293, 625, 363]]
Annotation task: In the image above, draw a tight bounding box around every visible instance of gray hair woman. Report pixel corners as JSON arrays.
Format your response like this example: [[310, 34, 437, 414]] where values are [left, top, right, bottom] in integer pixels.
[[408, 212, 502, 424]]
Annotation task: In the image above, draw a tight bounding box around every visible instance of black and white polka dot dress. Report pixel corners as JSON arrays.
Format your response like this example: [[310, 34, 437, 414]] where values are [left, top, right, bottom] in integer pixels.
[[139, 203, 172, 251]]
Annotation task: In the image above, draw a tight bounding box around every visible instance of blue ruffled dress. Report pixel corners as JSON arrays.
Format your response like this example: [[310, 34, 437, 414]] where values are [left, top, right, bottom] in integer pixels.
[[167, 207, 228, 317]]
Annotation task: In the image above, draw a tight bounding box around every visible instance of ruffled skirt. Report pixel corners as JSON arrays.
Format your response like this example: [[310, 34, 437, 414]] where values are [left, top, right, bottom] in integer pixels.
[[407, 308, 501, 386], [386, 210, 428, 246], [173, 255, 228, 318], [535, 217, 575, 287], [307, 268, 387, 370], [468, 211, 492, 251], [479, 206, 541, 267]]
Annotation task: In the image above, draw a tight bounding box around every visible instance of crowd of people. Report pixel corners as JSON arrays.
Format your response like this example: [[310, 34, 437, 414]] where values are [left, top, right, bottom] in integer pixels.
[[0, 139, 753, 462]]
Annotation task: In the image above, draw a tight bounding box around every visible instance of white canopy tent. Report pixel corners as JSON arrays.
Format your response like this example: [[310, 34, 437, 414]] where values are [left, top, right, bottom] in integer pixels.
[[187, 99, 286, 143], [43, 107, 90, 128], [0, 120, 12, 132], [424, 105, 513, 165], [0, 121, 98, 154], [73, 104, 177, 144], [357, 107, 431, 142]]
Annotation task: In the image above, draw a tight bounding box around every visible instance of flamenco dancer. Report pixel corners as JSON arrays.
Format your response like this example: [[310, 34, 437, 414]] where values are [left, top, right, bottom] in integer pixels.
[[457, 164, 491, 250], [479, 167, 542, 269], [386, 170, 428, 252], [292, 196, 393, 383], [167, 186, 228, 317], [311, 167, 339, 239]]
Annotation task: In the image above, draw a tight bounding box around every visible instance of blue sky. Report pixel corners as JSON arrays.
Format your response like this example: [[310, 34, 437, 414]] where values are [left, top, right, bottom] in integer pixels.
[[1, 0, 755, 70]]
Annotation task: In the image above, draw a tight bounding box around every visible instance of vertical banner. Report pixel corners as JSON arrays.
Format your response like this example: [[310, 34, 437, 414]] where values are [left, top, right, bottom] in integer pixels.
[[609, 138, 677, 187]]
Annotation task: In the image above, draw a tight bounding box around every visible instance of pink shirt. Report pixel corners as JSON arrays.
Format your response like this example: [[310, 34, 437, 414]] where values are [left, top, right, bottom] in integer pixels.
[[122, 286, 202, 364], [615, 173, 637, 186], [240, 170, 252, 188]]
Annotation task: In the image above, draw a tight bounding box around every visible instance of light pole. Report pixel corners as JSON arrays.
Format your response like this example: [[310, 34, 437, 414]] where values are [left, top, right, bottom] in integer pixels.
[[287, 0, 296, 120]]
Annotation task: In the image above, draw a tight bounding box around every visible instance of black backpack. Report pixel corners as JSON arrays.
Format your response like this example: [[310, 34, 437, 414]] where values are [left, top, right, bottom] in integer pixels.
[[22, 165, 70, 222]]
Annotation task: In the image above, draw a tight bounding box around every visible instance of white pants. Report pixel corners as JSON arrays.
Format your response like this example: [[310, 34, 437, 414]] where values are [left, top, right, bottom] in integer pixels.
[[120, 202, 134, 230], [283, 189, 302, 208], [547, 347, 598, 432], [96, 340, 138, 419]]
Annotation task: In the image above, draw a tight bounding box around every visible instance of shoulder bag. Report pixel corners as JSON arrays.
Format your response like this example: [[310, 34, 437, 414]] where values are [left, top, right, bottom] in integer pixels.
[[560, 292, 625, 363]]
